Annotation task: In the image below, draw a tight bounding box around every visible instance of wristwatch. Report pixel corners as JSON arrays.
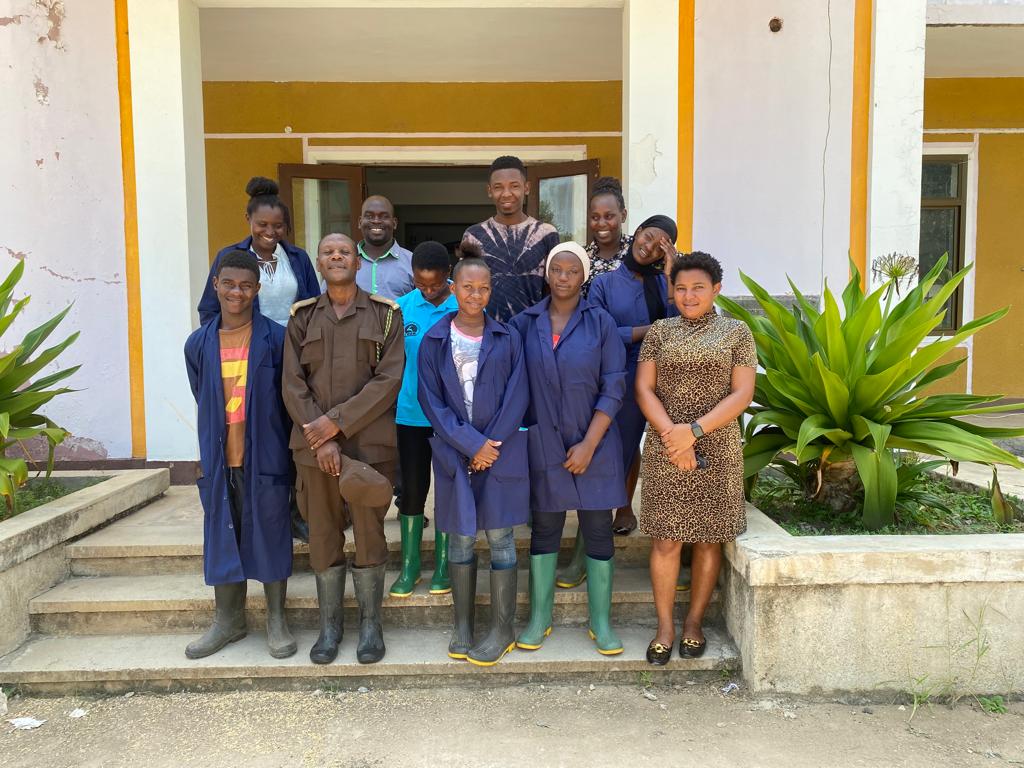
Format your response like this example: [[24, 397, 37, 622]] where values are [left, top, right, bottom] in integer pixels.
[[689, 421, 705, 439]]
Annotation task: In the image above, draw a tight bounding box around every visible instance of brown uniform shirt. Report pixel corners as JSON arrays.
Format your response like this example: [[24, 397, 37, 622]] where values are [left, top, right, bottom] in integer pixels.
[[282, 289, 404, 468]]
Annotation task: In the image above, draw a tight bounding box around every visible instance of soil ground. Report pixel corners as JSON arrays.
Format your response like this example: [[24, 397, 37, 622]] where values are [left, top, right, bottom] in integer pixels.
[[2, 683, 1021, 767]]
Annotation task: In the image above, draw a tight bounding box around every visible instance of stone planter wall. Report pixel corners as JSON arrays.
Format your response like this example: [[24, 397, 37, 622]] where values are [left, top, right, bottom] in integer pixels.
[[724, 506, 1024, 696], [0, 469, 168, 656]]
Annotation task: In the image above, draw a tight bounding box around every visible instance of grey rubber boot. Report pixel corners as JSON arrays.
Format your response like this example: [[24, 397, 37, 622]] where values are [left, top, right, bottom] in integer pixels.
[[352, 563, 387, 664], [467, 566, 517, 666], [447, 557, 478, 659], [185, 581, 248, 659], [310, 564, 346, 664], [263, 580, 297, 659]]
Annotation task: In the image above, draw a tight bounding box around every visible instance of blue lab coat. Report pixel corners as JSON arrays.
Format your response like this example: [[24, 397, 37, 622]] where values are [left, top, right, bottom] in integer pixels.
[[417, 312, 530, 537], [510, 298, 628, 514], [197, 237, 321, 325], [587, 263, 677, 469], [184, 312, 294, 585]]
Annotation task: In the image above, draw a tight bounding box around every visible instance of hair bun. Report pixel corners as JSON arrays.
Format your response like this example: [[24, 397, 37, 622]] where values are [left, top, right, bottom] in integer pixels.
[[592, 176, 622, 195], [245, 176, 279, 198]]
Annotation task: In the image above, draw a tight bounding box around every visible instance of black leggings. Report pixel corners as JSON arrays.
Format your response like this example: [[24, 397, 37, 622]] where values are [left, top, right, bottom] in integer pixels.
[[531, 509, 614, 560], [397, 425, 433, 517]]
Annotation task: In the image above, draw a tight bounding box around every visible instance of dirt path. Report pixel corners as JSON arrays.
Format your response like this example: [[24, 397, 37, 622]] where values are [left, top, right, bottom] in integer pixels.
[[2, 682, 1021, 767]]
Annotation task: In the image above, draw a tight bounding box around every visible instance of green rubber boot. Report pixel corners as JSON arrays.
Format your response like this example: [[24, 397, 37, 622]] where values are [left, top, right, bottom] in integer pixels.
[[389, 514, 423, 597], [517, 552, 558, 650], [585, 556, 623, 655], [556, 534, 587, 589], [429, 531, 451, 594]]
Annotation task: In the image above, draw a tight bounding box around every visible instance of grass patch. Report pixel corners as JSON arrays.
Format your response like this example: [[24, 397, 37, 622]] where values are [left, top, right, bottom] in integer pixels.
[[1, 475, 107, 522], [752, 471, 1024, 536]]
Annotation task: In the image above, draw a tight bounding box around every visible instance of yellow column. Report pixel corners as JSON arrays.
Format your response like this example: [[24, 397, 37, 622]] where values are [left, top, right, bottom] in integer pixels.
[[115, 0, 146, 458], [849, 0, 873, 285], [677, 0, 695, 252]]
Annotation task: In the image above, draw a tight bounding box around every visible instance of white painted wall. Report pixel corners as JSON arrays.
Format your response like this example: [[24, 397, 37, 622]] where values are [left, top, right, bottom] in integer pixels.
[[692, 0, 855, 298], [128, 0, 209, 461], [621, 0, 679, 226], [866, 0, 927, 288], [0, 0, 133, 459]]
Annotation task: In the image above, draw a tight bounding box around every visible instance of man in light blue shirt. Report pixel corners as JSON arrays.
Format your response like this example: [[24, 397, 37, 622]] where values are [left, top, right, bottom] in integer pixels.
[[355, 195, 414, 299], [390, 241, 458, 599]]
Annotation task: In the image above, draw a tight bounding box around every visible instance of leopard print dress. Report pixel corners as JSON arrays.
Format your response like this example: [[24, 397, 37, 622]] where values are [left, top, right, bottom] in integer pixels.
[[637, 312, 757, 542]]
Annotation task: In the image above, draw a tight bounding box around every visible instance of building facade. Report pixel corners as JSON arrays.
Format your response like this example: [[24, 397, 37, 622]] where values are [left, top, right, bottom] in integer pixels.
[[2, 0, 1022, 463]]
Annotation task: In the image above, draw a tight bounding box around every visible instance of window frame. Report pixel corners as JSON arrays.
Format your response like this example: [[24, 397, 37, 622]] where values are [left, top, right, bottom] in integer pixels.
[[920, 153, 968, 333]]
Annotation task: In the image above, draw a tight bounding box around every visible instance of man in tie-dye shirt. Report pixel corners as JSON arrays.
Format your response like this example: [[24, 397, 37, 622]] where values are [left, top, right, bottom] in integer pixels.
[[460, 155, 560, 322]]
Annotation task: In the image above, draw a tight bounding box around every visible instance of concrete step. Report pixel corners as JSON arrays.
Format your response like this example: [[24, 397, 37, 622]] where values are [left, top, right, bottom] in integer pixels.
[[0, 626, 739, 694], [66, 487, 654, 576], [30, 568, 711, 635]]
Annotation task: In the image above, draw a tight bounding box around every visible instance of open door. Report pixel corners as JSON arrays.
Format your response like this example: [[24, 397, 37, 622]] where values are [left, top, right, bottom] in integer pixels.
[[526, 159, 600, 244], [278, 163, 365, 254]]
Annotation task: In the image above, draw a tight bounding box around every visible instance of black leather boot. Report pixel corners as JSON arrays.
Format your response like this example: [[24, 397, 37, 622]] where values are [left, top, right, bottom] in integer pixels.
[[310, 564, 346, 664], [352, 563, 387, 664]]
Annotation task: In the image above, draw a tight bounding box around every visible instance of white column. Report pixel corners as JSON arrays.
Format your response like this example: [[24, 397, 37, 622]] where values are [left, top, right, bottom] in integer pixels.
[[621, 0, 679, 225], [128, 0, 208, 461], [866, 0, 927, 286]]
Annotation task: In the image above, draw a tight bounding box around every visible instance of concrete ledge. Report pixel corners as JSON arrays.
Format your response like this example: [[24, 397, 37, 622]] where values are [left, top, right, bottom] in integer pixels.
[[0, 468, 169, 571], [0, 627, 738, 694], [725, 505, 1024, 695]]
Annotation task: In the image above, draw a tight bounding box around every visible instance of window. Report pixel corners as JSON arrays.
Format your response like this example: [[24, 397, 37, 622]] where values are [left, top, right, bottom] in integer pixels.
[[919, 155, 967, 332]]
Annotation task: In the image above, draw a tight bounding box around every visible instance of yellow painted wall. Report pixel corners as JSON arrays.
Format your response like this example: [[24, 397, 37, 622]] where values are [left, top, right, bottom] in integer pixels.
[[203, 81, 623, 259], [924, 78, 1024, 397]]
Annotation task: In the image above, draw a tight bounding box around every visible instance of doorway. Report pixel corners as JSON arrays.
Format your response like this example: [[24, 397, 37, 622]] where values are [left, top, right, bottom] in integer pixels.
[[278, 159, 601, 258]]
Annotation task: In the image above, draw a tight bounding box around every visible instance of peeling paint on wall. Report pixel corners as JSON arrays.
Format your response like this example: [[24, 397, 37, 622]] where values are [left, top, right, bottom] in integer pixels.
[[32, 76, 49, 104], [630, 133, 663, 187], [3, 247, 29, 260], [38, 266, 122, 285], [0, 15, 26, 27], [35, 0, 64, 50]]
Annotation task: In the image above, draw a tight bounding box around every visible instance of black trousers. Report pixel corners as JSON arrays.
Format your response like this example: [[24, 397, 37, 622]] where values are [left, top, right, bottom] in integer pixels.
[[531, 509, 614, 560], [227, 466, 245, 548], [397, 425, 434, 518]]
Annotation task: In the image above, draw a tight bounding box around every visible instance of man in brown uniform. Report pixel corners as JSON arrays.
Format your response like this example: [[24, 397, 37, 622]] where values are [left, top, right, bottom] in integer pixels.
[[283, 232, 404, 665]]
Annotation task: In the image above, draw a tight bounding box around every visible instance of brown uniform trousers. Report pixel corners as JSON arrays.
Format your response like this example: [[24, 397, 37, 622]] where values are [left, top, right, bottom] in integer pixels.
[[282, 290, 404, 572]]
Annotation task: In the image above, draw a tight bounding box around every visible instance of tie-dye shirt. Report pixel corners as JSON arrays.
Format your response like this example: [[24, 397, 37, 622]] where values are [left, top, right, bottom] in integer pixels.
[[219, 322, 252, 468], [462, 216, 560, 322]]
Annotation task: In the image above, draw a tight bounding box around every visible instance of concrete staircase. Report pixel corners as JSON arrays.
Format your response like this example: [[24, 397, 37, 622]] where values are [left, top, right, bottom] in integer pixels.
[[0, 487, 740, 693]]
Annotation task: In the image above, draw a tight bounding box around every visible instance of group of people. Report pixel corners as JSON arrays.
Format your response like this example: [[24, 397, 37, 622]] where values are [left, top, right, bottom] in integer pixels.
[[184, 155, 756, 668]]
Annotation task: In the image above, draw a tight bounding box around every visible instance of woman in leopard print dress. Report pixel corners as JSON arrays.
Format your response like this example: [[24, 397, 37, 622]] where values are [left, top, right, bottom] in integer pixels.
[[635, 252, 756, 664]]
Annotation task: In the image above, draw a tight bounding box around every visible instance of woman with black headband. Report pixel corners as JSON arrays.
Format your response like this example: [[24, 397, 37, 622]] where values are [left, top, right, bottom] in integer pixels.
[[587, 215, 678, 537]]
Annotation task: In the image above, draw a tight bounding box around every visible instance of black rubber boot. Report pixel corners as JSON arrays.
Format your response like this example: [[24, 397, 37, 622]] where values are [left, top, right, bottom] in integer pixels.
[[352, 563, 387, 664], [467, 566, 517, 666], [263, 580, 297, 659], [185, 581, 247, 659], [447, 557, 478, 660], [310, 564, 346, 665]]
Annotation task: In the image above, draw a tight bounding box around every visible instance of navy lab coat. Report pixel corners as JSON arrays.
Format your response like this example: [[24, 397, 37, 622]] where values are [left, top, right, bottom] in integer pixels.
[[587, 263, 677, 470], [184, 311, 294, 585], [510, 298, 628, 514], [417, 312, 530, 537], [197, 237, 321, 325]]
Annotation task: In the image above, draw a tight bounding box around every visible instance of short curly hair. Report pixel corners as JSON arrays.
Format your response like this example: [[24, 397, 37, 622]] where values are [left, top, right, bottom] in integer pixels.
[[670, 251, 722, 285]]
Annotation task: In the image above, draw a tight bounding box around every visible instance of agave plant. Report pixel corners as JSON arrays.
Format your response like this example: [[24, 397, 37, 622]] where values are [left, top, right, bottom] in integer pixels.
[[0, 260, 79, 512], [718, 255, 1024, 529]]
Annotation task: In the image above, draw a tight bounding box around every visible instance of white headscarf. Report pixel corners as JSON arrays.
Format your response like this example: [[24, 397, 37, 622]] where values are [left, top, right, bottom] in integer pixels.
[[545, 241, 590, 283]]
